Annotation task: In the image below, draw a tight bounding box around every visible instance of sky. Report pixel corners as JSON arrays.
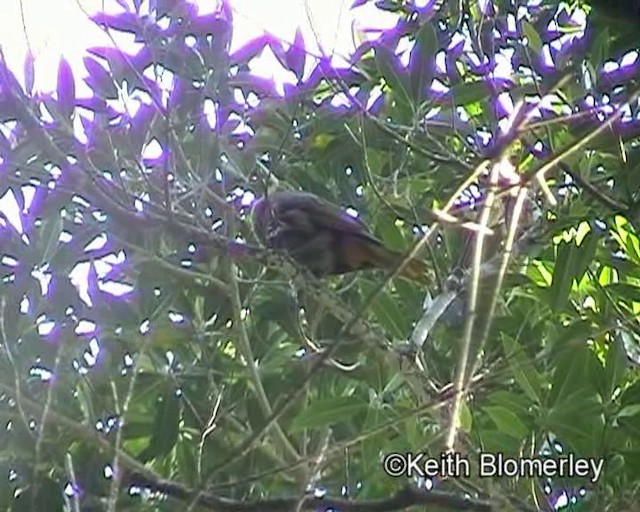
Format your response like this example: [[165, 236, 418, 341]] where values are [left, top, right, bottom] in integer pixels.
[[0, 0, 398, 92]]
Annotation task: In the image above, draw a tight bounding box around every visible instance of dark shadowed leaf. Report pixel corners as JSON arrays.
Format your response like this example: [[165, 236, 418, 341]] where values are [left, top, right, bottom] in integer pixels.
[[139, 390, 182, 461]]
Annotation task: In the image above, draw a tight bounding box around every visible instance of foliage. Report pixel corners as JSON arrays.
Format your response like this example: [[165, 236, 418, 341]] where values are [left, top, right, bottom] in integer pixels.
[[0, 0, 639, 510]]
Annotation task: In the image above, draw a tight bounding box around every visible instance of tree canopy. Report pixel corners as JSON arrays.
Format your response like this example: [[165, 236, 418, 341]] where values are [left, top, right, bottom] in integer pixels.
[[1, 0, 640, 511]]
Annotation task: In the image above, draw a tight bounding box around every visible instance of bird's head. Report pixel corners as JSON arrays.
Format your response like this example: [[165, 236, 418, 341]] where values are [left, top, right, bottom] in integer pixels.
[[250, 195, 273, 245]]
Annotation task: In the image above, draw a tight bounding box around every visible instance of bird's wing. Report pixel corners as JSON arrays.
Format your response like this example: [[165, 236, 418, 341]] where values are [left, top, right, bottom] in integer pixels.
[[271, 191, 377, 239]]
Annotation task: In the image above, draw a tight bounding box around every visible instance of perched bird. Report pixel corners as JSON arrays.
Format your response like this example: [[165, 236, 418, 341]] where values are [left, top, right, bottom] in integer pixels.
[[251, 190, 430, 283]]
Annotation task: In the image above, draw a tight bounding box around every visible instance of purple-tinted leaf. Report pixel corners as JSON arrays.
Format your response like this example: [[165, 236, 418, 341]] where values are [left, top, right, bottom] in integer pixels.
[[175, 0, 199, 21], [412, 0, 438, 23], [0, 97, 19, 122], [134, 76, 163, 104], [488, 76, 513, 93], [321, 101, 357, 118], [76, 96, 112, 115], [350, 40, 375, 64], [87, 46, 125, 75], [297, 62, 322, 92], [269, 39, 288, 73], [282, 82, 300, 101], [409, 23, 437, 103], [0, 124, 11, 154], [374, 45, 408, 97], [434, 80, 489, 106], [130, 46, 153, 73], [220, 113, 242, 134], [286, 29, 306, 81], [22, 185, 49, 225], [198, 19, 233, 67], [40, 94, 65, 126], [142, 153, 168, 169], [24, 51, 35, 95], [301, 60, 364, 95], [87, 46, 154, 79], [11, 188, 25, 230], [48, 275, 84, 315], [91, 12, 144, 35], [447, 36, 465, 59], [160, 40, 202, 79], [324, 61, 363, 84], [230, 35, 272, 66], [466, 53, 491, 75], [0, 58, 23, 95], [527, 140, 550, 159], [494, 94, 513, 119], [168, 76, 189, 112], [83, 57, 118, 99], [191, 12, 230, 39], [114, 0, 131, 11], [443, 55, 462, 86], [230, 71, 278, 98], [479, 0, 495, 16], [130, 103, 156, 152], [367, 90, 385, 115], [600, 63, 640, 90], [351, 0, 369, 6], [86, 261, 100, 304], [218, 0, 234, 30], [555, 7, 575, 28]]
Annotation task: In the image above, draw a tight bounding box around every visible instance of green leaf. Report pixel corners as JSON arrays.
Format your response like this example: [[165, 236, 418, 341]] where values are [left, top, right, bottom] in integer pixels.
[[521, 20, 543, 55], [602, 336, 627, 400], [606, 282, 640, 302], [374, 46, 410, 106], [482, 405, 529, 439], [291, 396, 368, 431], [573, 227, 599, 282], [617, 404, 640, 419], [367, 287, 408, 339], [548, 340, 593, 407], [544, 390, 605, 453], [449, 81, 490, 106], [487, 390, 532, 417], [458, 400, 473, 433], [12, 476, 64, 512], [501, 334, 542, 404], [549, 240, 578, 312]]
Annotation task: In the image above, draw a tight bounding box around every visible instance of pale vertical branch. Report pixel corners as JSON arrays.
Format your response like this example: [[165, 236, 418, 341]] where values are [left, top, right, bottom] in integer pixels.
[[445, 161, 501, 452]]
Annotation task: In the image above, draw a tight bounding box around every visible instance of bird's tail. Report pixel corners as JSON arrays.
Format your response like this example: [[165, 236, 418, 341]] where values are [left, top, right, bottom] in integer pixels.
[[365, 242, 431, 285], [397, 255, 431, 284]]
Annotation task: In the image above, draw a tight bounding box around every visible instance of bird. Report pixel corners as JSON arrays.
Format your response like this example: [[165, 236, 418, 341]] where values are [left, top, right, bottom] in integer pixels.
[[251, 190, 430, 283]]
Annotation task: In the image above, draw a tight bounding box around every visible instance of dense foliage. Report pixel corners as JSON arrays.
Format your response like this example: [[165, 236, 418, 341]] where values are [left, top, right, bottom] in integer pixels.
[[1, 0, 639, 510]]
